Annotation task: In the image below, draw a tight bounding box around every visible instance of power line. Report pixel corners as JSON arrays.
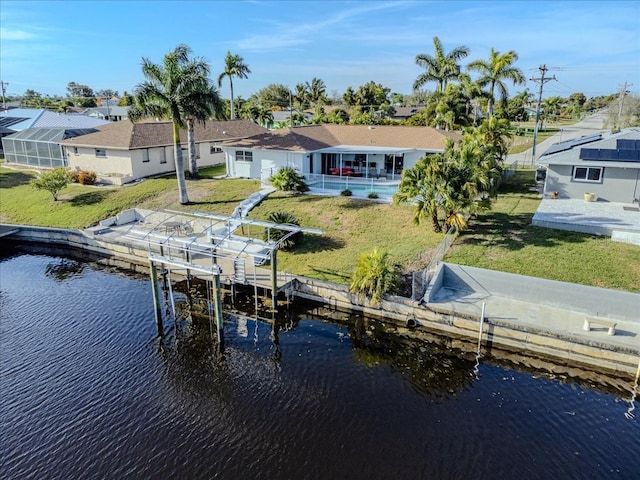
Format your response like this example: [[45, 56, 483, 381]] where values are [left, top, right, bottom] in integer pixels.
[[0, 81, 8, 109], [530, 65, 557, 162]]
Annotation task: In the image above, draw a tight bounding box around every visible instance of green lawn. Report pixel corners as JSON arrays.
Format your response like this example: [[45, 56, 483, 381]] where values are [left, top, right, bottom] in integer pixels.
[[445, 170, 640, 292], [2, 165, 638, 292], [0, 166, 259, 229]]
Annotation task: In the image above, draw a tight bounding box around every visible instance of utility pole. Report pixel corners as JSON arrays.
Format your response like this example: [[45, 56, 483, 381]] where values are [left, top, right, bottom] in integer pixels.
[[0, 81, 8, 110], [530, 65, 556, 164], [616, 81, 632, 128]]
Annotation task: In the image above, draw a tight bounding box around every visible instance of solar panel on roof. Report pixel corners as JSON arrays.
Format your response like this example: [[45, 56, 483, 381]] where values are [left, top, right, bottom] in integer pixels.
[[540, 133, 602, 156], [0, 117, 29, 128], [579, 148, 640, 162]]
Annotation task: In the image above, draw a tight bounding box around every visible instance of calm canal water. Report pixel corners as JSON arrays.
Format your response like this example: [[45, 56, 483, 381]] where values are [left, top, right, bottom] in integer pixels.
[[1, 250, 638, 479]]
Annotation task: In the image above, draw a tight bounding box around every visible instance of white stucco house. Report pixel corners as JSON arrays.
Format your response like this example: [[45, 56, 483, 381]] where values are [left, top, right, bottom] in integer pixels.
[[59, 119, 268, 185], [219, 124, 461, 183]]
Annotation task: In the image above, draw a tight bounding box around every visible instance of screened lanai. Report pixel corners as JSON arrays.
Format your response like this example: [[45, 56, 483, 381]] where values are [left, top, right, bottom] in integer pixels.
[[2, 127, 97, 168]]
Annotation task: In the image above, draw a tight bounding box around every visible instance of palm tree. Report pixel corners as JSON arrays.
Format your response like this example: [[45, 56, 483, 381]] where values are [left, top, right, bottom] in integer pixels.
[[393, 154, 446, 232], [218, 51, 251, 120], [414, 36, 470, 94], [349, 248, 398, 305], [185, 74, 224, 179], [129, 44, 214, 204], [306, 77, 327, 109], [467, 49, 525, 117]]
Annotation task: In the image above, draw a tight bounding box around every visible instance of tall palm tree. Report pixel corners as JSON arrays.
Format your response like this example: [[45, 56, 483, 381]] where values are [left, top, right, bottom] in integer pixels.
[[129, 44, 214, 204], [218, 51, 251, 120], [184, 74, 224, 179], [467, 49, 525, 117], [414, 36, 470, 94]]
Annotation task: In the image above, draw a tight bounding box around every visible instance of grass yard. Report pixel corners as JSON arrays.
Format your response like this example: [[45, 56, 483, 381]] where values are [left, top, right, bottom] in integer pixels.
[[0, 165, 259, 229], [247, 192, 444, 284], [2, 164, 638, 292], [445, 169, 640, 293]]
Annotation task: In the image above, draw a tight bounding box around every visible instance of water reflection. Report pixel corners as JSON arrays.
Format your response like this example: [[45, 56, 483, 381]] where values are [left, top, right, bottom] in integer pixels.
[[156, 279, 477, 401], [2, 249, 639, 480]]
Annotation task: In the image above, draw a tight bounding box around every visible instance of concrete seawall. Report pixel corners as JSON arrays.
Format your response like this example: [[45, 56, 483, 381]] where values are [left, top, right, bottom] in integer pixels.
[[2, 223, 639, 380]]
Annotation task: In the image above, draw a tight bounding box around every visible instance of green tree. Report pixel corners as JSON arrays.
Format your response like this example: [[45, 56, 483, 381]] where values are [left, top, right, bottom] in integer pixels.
[[184, 75, 224, 179], [414, 36, 470, 94], [342, 86, 357, 107], [306, 77, 328, 109], [129, 44, 212, 204], [30, 168, 72, 201], [218, 51, 251, 120], [349, 248, 399, 305], [394, 138, 494, 232], [394, 153, 446, 232], [263, 211, 302, 250], [467, 49, 525, 117], [326, 107, 350, 124], [354, 81, 390, 111], [66, 81, 96, 107], [249, 83, 290, 109], [269, 166, 308, 192], [118, 91, 133, 106]]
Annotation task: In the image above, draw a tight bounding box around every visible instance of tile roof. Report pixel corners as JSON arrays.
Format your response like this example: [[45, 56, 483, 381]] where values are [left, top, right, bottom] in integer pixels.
[[221, 124, 461, 152], [61, 119, 269, 149]]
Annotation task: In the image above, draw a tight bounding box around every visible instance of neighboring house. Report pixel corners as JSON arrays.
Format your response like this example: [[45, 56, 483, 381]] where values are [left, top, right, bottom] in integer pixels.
[[389, 106, 422, 122], [60, 119, 268, 185], [83, 106, 130, 122], [3, 127, 100, 168], [0, 108, 109, 156], [220, 124, 461, 181], [537, 128, 640, 204]]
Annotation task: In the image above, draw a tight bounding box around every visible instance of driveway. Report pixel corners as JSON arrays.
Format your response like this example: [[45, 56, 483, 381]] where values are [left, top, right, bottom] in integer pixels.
[[506, 112, 608, 167]]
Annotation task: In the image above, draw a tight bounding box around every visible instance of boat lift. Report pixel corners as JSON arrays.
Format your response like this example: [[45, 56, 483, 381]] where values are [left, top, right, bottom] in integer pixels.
[[120, 209, 322, 342]]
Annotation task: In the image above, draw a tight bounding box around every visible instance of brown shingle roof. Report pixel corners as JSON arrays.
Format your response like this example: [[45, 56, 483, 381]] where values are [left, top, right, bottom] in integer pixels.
[[221, 124, 460, 151], [61, 119, 268, 149]]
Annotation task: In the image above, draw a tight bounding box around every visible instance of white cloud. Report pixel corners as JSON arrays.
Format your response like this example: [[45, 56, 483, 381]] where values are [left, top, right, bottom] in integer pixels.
[[0, 27, 38, 40]]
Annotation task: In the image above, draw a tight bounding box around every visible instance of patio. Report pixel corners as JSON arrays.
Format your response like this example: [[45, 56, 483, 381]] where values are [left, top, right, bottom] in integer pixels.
[[532, 198, 640, 245]]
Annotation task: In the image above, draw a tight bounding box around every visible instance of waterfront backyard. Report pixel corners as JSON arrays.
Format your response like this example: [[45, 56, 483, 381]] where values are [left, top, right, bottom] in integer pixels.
[[1, 165, 638, 292]]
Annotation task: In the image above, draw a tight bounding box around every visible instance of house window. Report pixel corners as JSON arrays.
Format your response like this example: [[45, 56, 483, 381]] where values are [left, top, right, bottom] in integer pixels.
[[142, 149, 150, 163], [210, 143, 222, 154], [236, 150, 253, 162], [573, 166, 603, 183], [160, 148, 167, 164], [73, 147, 79, 155], [95, 148, 106, 157]]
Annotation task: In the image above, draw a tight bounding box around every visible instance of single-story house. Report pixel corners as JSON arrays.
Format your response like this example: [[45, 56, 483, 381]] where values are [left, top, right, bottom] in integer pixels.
[[60, 119, 268, 185], [219, 124, 461, 182], [537, 128, 640, 203], [83, 106, 130, 122], [388, 106, 422, 122]]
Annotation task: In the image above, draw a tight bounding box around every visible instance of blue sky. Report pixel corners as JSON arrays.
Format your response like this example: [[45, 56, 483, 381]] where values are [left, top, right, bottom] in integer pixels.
[[2, 0, 639, 102]]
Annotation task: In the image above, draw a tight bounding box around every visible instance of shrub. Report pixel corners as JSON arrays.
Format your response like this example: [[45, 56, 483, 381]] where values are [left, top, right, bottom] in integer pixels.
[[263, 211, 302, 250], [368, 192, 379, 199], [340, 189, 352, 196], [68, 170, 80, 183], [77, 170, 97, 185], [270, 167, 308, 193], [30, 168, 72, 201], [349, 248, 399, 305]]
